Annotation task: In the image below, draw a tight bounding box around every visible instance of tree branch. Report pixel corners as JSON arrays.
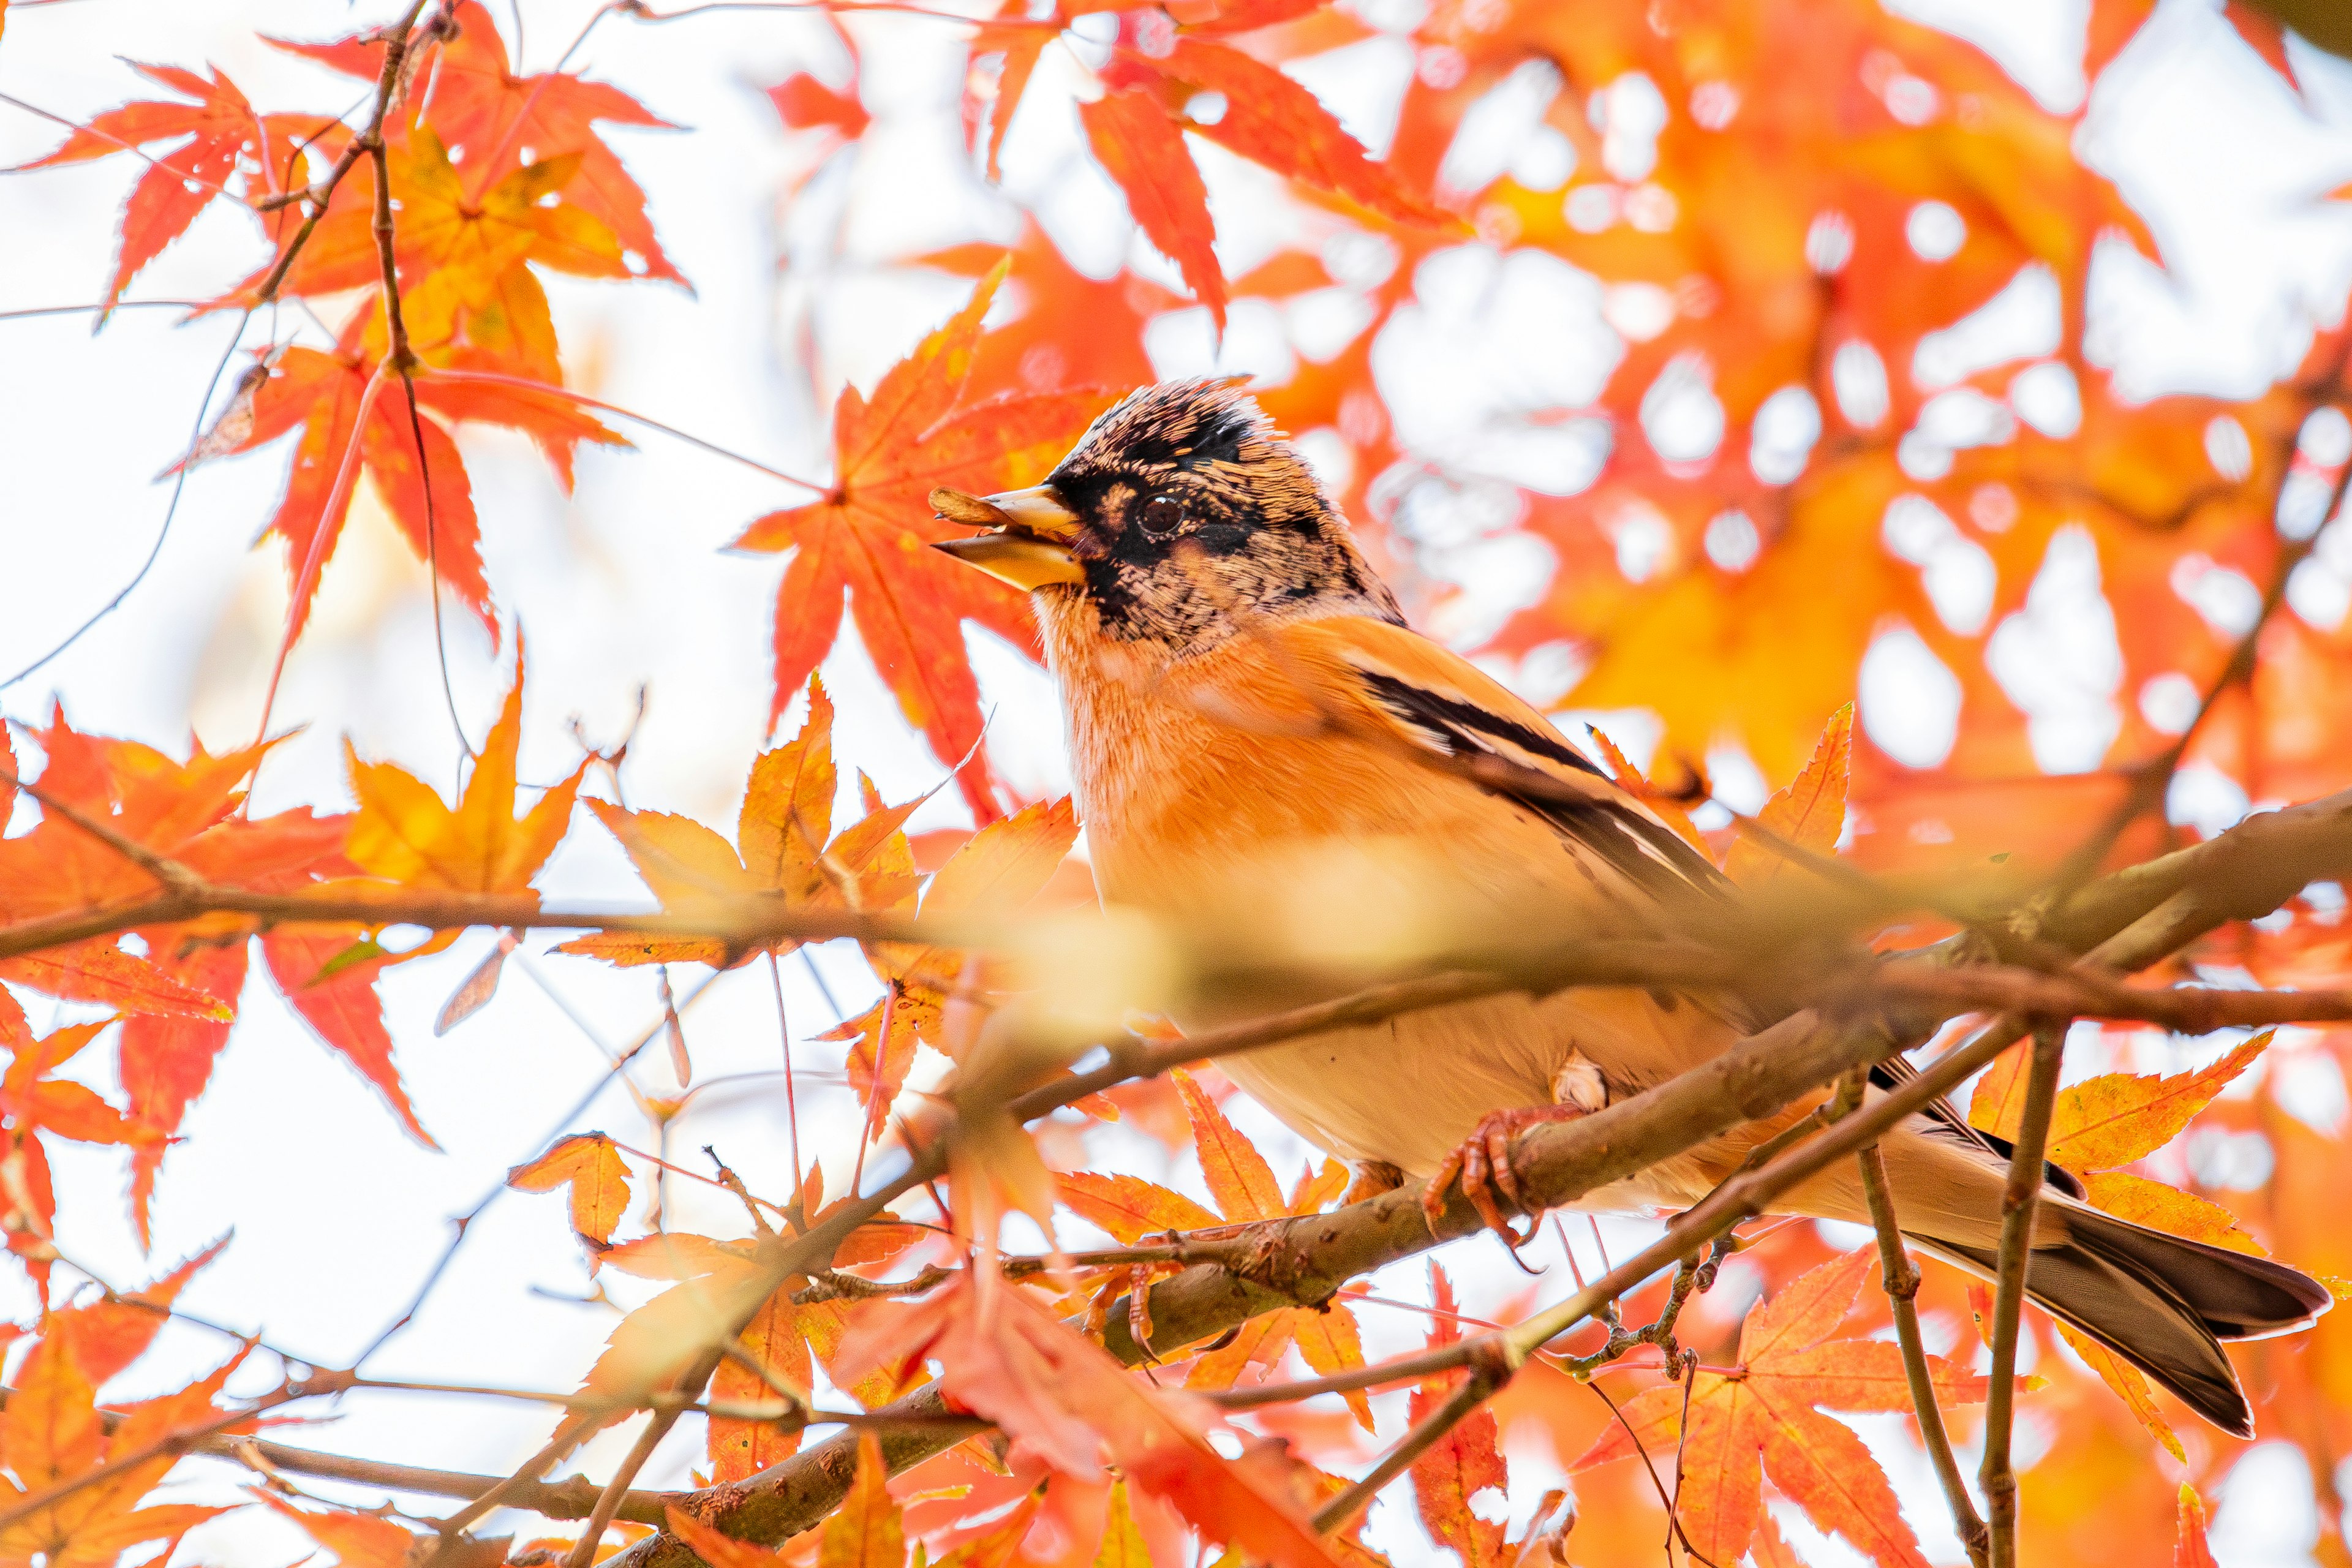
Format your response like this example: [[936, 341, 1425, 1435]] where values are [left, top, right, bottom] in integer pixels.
[[1980, 1026, 2064, 1568], [1860, 1141, 1988, 1567], [624, 785, 2352, 1561], [248, 2, 439, 307]]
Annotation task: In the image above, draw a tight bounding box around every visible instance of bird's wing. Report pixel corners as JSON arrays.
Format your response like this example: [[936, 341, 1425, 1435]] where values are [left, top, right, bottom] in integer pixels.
[[1273, 614, 1725, 905]]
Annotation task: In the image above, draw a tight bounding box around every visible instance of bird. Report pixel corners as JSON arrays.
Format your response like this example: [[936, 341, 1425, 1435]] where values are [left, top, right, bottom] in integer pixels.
[[929, 375, 2330, 1436]]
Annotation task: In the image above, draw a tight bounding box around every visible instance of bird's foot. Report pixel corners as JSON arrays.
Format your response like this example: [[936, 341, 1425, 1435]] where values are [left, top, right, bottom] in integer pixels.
[[1422, 1102, 1594, 1255], [1343, 1161, 1405, 1206]]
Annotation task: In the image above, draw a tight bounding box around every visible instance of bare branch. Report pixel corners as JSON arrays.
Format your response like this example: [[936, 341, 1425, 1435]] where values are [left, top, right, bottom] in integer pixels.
[[1860, 1142, 1988, 1567], [1980, 1026, 2064, 1568]]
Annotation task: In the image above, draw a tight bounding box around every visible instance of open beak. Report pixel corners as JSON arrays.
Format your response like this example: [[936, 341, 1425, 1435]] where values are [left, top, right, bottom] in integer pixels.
[[929, 484, 1087, 590]]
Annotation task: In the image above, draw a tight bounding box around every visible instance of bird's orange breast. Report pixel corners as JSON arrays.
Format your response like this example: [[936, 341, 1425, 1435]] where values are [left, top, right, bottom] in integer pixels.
[[1039, 611, 1607, 999]]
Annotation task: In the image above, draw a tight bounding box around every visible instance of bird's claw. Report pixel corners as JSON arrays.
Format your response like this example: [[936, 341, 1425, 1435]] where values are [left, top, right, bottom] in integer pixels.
[[1421, 1104, 1594, 1265]]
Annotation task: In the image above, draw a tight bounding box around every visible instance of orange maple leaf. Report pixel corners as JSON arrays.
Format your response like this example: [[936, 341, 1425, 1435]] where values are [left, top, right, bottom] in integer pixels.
[[1066, 30, 1455, 323], [729, 260, 1110, 818], [267, 0, 682, 284], [0, 1332, 232, 1564], [260, 1495, 423, 1568], [1725, 704, 1854, 886], [2176, 1482, 2220, 1568], [1969, 1032, 2269, 1173], [1080, 88, 1228, 331], [343, 644, 585, 905], [829, 796, 1080, 1135], [567, 677, 935, 971], [1411, 1263, 1509, 1568], [267, 127, 624, 314], [508, 1132, 636, 1245], [836, 1275, 1353, 1568], [1158, 1069, 1376, 1429], [21, 63, 336, 310], [1574, 1247, 2003, 1568]]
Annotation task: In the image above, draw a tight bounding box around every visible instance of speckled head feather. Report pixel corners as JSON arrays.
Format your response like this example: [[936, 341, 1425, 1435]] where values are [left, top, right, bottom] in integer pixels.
[[1035, 378, 1404, 651]]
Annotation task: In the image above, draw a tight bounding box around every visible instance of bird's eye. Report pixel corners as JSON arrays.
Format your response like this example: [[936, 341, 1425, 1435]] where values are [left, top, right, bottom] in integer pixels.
[[1139, 494, 1186, 538]]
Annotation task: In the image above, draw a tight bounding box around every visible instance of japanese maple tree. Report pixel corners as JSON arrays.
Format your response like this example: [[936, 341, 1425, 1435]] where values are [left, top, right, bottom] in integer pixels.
[[0, 1, 2349, 1567]]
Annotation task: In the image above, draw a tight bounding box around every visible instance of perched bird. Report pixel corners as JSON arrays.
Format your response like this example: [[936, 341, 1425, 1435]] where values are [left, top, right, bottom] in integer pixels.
[[931, 376, 2329, 1435]]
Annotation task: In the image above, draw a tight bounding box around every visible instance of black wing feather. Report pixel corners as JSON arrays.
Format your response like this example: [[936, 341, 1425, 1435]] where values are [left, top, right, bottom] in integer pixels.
[[1353, 668, 1725, 903]]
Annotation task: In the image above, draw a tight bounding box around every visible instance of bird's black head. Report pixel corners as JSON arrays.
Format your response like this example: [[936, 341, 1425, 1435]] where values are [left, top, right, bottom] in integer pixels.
[[932, 378, 1402, 653]]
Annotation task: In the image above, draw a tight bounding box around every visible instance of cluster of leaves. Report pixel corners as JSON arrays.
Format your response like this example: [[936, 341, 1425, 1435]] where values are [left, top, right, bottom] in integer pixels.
[[7, 0, 2352, 1564]]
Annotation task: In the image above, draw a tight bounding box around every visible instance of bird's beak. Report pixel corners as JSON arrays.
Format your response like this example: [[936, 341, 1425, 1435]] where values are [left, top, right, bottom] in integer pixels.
[[929, 484, 1087, 590]]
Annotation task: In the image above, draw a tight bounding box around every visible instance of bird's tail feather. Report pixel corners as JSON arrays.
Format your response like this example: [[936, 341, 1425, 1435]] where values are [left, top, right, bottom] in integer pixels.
[[1915, 1197, 2331, 1438]]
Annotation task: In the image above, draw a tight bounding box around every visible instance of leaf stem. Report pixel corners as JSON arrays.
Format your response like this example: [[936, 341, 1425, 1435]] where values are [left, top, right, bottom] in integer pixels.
[[417, 364, 831, 491]]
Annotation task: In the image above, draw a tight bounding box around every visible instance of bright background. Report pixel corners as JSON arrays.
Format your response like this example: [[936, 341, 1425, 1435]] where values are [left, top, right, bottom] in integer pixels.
[[3, 1, 2352, 1564]]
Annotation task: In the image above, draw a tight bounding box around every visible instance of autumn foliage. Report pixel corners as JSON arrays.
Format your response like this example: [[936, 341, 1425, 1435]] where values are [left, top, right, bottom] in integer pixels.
[[4, 1, 2352, 1566]]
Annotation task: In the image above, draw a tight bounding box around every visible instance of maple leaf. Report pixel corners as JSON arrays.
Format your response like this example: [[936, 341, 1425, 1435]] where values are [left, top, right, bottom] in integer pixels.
[[831, 796, 1080, 1133], [1967, 1033, 2275, 1454], [1969, 1033, 2269, 1172], [2176, 1482, 2219, 1568], [566, 678, 941, 969], [1080, 88, 1229, 333], [839, 1274, 1354, 1568], [118, 943, 246, 1244], [709, 1276, 818, 1483], [1061, 26, 1453, 323], [2057, 1321, 2184, 1464], [508, 1132, 636, 1245], [771, 71, 870, 143], [0, 1332, 232, 1564], [580, 1246, 777, 1408], [260, 1495, 424, 1568], [220, 321, 491, 646], [666, 1504, 791, 1568], [1411, 1264, 1509, 1568], [0, 715, 279, 1023], [1725, 704, 1854, 886], [21, 63, 333, 311], [1092, 1479, 1152, 1568], [731, 259, 1110, 818], [2081, 1170, 2266, 1256], [50, 1238, 227, 1388], [1574, 1248, 2002, 1568], [1581, 725, 1709, 854], [259, 927, 435, 1147], [1058, 1171, 1222, 1240], [0, 1019, 131, 1152], [344, 643, 585, 910], [820, 1431, 907, 1568], [965, 17, 1052, 183], [269, 127, 625, 307], [269, 0, 682, 284], [1158, 1069, 1377, 1429], [917, 221, 1177, 398]]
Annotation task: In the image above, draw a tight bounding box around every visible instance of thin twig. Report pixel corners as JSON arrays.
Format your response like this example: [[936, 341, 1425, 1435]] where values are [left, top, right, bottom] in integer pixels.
[[564, 1408, 683, 1568], [1859, 1142, 1988, 1567], [249, 1, 438, 307], [417, 365, 829, 490], [0, 1367, 355, 1534], [0, 764, 204, 892], [0, 307, 254, 690], [1980, 1025, 2064, 1568], [1310, 1352, 1507, 1536]]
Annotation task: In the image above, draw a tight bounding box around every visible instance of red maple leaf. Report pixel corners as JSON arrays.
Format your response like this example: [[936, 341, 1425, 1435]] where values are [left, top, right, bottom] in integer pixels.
[[21, 63, 337, 310], [730, 259, 1110, 818]]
